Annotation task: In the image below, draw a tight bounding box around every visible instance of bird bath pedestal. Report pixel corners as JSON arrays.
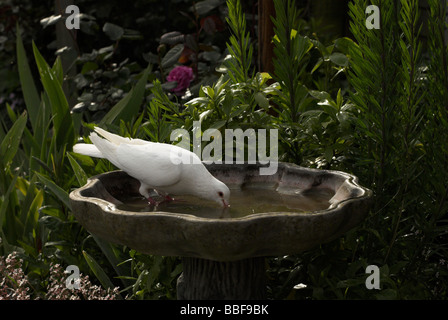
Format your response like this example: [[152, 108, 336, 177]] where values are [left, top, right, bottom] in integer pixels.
[[69, 162, 372, 299]]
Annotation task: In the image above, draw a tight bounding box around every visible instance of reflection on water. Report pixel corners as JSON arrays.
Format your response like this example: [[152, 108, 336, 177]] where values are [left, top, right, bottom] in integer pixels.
[[115, 186, 334, 219]]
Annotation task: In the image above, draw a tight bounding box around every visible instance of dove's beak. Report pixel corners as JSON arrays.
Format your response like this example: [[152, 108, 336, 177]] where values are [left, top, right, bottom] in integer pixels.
[[222, 199, 230, 208]]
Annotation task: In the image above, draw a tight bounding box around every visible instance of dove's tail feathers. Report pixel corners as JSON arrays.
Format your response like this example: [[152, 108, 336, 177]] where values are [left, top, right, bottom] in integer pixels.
[[73, 143, 104, 158], [94, 126, 149, 146], [89, 132, 123, 169], [94, 127, 128, 145]]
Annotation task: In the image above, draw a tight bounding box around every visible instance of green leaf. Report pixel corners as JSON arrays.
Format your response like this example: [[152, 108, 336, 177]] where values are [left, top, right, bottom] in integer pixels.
[[67, 152, 88, 186], [209, 119, 227, 130], [103, 22, 124, 41], [311, 58, 324, 74], [254, 92, 269, 110], [161, 44, 184, 69], [258, 72, 272, 85], [23, 189, 43, 240], [31, 156, 53, 175], [83, 250, 116, 291], [32, 41, 74, 148], [17, 175, 37, 222], [68, 150, 95, 167], [309, 90, 331, 101], [273, 28, 298, 43], [0, 173, 19, 244], [336, 277, 366, 288], [194, 0, 222, 16], [160, 31, 184, 45], [309, 38, 329, 57], [100, 65, 150, 125], [336, 88, 343, 108], [51, 56, 64, 85], [333, 37, 356, 54], [35, 172, 71, 210], [374, 289, 397, 300], [0, 112, 27, 166], [329, 52, 349, 67], [92, 235, 133, 288], [16, 26, 40, 131], [324, 147, 333, 163]]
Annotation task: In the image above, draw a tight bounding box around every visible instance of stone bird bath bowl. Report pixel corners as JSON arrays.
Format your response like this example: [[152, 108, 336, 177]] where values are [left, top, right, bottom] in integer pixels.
[[69, 162, 372, 299]]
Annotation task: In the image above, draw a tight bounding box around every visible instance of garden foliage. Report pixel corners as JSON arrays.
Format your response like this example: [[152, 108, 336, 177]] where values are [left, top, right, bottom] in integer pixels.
[[0, 0, 447, 299]]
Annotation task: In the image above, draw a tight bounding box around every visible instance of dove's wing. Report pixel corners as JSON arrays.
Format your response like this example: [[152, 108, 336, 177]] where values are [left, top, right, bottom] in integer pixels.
[[89, 129, 195, 189], [113, 143, 183, 188], [89, 132, 124, 169], [95, 127, 149, 146], [73, 127, 149, 158]]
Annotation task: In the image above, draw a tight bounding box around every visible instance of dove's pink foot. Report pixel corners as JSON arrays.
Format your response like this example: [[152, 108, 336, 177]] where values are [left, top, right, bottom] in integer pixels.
[[146, 197, 158, 206], [163, 195, 175, 202]]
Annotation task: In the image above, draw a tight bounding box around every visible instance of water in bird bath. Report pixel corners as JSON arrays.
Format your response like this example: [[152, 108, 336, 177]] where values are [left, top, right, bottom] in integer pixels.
[[115, 186, 334, 219]]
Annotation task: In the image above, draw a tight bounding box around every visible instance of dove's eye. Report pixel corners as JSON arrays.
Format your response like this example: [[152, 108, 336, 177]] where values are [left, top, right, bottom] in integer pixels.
[[218, 191, 224, 197]]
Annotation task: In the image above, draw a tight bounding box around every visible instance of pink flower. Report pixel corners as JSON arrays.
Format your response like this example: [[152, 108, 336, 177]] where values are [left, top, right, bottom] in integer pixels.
[[166, 66, 194, 95]]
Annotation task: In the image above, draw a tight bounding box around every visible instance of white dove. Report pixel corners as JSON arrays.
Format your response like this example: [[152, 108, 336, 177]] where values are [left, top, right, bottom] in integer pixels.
[[73, 127, 230, 208]]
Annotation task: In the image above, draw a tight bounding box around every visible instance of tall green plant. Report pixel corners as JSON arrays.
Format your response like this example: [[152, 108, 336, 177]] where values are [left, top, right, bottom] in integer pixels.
[[270, 0, 313, 164], [426, 0, 448, 223], [416, 0, 448, 297], [184, 0, 277, 162], [225, 0, 254, 84], [348, 0, 401, 194], [0, 112, 28, 251], [272, 0, 313, 124], [346, 0, 448, 298], [222, 0, 271, 123], [384, 0, 426, 262], [32, 43, 75, 150], [2, 28, 135, 296]]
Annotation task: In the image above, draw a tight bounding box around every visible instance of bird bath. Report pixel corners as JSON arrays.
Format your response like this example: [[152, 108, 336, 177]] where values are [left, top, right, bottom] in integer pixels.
[[69, 162, 372, 299]]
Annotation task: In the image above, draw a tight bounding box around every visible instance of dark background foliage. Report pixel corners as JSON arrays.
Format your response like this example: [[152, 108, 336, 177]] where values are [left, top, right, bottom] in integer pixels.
[[1, 0, 447, 300]]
